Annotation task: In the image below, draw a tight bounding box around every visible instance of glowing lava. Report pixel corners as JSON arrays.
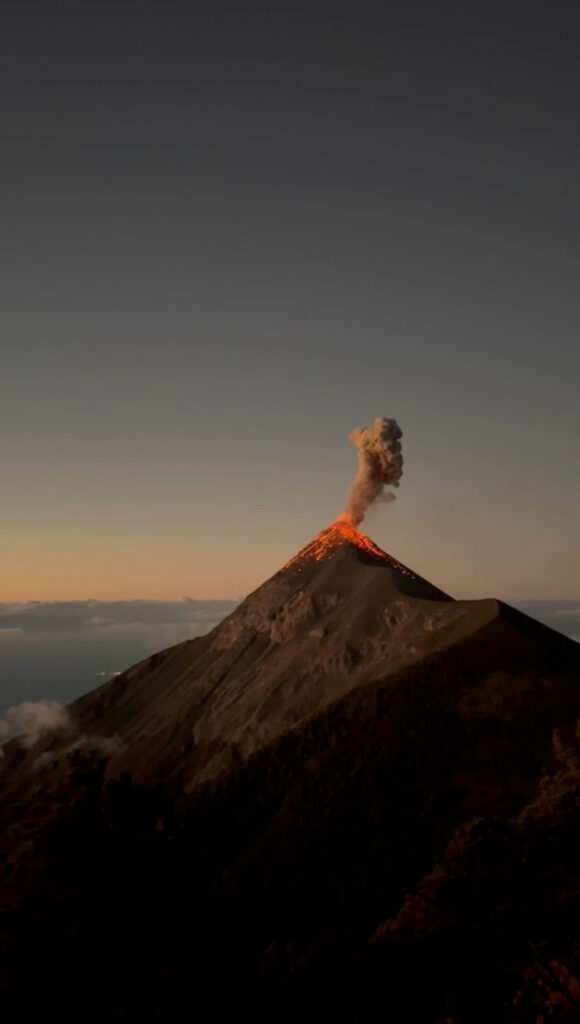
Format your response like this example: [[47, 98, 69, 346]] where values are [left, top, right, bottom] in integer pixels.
[[283, 517, 416, 578]]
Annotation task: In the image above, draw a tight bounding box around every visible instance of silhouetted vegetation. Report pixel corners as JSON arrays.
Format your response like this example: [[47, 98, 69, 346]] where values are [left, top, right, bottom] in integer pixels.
[[1, 618, 580, 1022]]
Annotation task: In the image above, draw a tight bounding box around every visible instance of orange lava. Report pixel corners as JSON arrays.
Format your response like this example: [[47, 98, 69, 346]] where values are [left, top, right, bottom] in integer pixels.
[[284, 517, 416, 578]]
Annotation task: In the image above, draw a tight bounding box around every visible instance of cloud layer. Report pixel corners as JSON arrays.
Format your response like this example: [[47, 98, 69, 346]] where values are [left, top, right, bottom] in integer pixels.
[[0, 599, 238, 714], [514, 602, 580, 642], [0, 700, 69, 748]]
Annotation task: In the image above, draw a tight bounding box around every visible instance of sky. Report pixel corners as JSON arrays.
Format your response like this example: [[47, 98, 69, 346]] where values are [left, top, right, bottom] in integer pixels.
[[3, 0, 579, 603]]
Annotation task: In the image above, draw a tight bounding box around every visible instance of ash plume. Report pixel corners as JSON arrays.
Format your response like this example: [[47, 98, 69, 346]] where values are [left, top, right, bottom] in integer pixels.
[[344, 417, 403, 526]]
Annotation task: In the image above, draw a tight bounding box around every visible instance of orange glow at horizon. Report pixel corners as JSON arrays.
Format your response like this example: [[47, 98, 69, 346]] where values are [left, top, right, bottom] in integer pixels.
[[4, 518, 579, 604], [1, 537, 255, 602]]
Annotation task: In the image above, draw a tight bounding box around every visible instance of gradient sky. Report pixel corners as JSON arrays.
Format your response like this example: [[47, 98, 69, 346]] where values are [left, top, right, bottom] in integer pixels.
[[3, 0, 579, 602]]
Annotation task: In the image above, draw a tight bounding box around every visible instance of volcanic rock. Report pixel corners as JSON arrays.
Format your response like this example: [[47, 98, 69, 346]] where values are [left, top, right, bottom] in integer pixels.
[[1, 521, 580, 1023], [63, 521, 480, 787]]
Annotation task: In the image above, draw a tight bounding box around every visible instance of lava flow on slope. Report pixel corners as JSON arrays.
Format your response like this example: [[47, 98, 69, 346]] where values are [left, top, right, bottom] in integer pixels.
[[283, 517, 417, 579]]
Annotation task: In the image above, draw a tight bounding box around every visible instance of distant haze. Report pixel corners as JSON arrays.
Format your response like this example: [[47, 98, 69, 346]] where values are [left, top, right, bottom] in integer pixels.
[[0, 600, 237, 712]]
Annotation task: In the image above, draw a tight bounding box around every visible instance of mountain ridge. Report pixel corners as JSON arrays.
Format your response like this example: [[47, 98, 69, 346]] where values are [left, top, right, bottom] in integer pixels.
[[64, 523, 497, 788], [33, 522, 578, 793], [2, 521, 580, 1021]]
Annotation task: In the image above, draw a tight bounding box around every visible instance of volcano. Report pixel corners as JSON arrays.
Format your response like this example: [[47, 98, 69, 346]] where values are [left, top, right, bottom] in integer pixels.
[[2, 524, 580, 1023], [60, 521, 474, 788]]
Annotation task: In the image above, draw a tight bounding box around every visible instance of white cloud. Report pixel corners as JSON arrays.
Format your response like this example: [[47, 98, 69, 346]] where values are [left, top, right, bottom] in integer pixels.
[[0, 701, 69, 747]]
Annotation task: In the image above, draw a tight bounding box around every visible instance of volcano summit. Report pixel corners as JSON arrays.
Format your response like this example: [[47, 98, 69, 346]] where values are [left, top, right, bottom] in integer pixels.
[[53, 521, 471, 789], [1, 522, 580, 1023]]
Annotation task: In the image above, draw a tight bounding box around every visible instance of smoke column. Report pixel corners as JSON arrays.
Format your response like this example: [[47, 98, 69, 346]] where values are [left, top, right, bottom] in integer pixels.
[[344, 417, 403, 526]]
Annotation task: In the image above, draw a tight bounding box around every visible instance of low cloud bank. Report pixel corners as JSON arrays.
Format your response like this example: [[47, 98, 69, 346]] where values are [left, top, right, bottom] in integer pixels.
[[0, 599, 238, 713], [0, 599, 238, 635], [514, 602, 580, 641], [0, 700, 69, 748]]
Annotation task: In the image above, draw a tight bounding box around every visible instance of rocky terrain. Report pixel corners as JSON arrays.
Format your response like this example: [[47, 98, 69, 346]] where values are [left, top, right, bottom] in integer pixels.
[[1, 521, 580, 1022]]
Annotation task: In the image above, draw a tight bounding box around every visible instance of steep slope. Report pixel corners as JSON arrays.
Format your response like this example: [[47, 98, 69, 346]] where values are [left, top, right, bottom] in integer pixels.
[[2, 522, 580, 1023], [65, 520, 488, 788]]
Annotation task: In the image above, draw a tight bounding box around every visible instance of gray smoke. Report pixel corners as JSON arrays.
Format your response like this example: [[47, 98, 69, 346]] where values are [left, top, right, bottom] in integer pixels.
[[344, 417, 403, 526]]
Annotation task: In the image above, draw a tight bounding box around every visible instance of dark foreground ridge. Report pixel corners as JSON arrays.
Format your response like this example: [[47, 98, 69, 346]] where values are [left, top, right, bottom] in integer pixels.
[[2, 524, 580, 1022]]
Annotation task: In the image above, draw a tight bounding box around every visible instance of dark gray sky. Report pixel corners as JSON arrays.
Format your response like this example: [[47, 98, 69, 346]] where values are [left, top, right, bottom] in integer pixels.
[[3, 0, 579, 600]]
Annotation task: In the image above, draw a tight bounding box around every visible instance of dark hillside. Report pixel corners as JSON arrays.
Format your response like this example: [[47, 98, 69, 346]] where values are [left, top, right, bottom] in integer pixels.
[[1, 595, 579, 1022]]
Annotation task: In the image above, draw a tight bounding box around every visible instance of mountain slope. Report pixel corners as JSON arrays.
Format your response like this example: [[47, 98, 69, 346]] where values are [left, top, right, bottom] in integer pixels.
[[62, 521, 515, 787], [1, 521, 580, 1022]]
